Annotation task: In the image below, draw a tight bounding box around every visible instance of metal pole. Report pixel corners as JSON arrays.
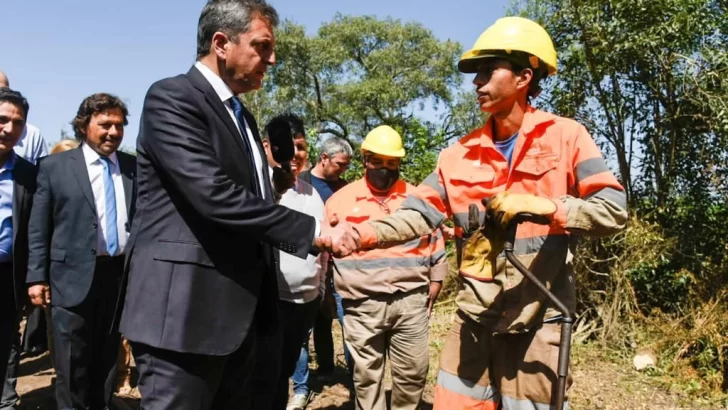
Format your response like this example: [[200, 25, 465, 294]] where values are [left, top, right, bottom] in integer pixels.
[[504, 235, 573, 410]]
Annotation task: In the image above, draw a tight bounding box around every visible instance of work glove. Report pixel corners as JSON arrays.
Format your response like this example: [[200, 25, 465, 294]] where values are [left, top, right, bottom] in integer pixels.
[[459, 204, 505, 282], [486, 192, 556, 230]]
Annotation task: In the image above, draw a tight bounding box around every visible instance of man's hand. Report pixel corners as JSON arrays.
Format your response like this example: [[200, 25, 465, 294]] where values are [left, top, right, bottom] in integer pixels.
[[316, 221, 360, 257], [427, 281, 443, 318], [272, 165, 295, 198], [441, 226, 455, 241], [486, 192, 557, 229], [28, 283, 51, 307]]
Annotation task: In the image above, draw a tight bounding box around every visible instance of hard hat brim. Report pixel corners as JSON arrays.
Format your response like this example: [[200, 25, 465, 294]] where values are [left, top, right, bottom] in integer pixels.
[[361, 147, 406, 158], [458, 53, 506, 73]]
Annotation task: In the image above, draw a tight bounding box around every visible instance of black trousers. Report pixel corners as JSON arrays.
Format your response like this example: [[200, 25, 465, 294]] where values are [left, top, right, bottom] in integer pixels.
[[0, 263, 16, 410], [52, 256, 124, 410], [131, 325, 257, 410], [0, 315, 20, 410], [1, 306, 51, 409], [249, 297, 320, 410]]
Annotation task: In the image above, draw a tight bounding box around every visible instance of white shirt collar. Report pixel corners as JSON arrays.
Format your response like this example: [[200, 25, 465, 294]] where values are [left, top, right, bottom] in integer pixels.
[[195, 61, 234, 104], [82, 143, 118, 166]]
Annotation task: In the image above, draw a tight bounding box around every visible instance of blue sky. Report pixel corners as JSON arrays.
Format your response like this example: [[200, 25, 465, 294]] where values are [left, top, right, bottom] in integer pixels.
[[2, 0, 509, 150]]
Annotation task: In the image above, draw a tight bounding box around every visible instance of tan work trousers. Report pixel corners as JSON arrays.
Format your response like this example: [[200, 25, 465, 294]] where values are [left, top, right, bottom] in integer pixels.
[[342, 287, 430, 410], [434, 310, 572, 410]]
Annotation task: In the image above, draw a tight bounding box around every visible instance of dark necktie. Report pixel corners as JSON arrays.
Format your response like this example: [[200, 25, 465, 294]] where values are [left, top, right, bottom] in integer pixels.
[[228, 97, 261, 196]]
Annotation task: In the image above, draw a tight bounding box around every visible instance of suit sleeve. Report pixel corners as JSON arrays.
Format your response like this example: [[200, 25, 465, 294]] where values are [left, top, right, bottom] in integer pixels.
[[428, 228, 448, 282], [138, 79, 316, 258], [26, 159, 52, 284]]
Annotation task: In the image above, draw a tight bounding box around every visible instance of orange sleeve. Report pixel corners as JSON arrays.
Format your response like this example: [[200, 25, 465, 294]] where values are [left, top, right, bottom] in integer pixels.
[[401, 155, 451, 228]]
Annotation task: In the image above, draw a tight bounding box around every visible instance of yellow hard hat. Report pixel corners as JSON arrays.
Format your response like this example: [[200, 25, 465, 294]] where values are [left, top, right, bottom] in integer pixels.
[[361, 125, 406, 158], [458, 16, 557, 76]]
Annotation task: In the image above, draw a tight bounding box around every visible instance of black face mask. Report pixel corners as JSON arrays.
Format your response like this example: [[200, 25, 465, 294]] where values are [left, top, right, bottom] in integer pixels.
[[366, 167, 399, 192]]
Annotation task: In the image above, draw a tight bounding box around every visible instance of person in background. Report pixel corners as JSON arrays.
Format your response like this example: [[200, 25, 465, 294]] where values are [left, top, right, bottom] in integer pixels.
[[0, 72, 49, 164], [36, 139, 81, 371], [0, 88, 38, 410], [325, 126, 446, 410], [50, 139, 79, 155], [249, 113, 326, 410], [292, 137, 353, 409], [0, 72, 48, 410], [27, 93, 136, 410]]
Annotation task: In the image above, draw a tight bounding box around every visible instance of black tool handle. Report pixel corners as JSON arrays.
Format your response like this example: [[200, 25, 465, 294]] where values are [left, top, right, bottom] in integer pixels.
[[502, 212, 573, 410]]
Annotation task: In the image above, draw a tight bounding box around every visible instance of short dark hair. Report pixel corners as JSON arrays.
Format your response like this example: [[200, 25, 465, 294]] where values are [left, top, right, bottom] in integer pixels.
[[196, 0, 279, 60], [71, 93, 129, 140], [0, 87, 29, 119], [263, 113, 305, 141], [501, 51, 547, 100]]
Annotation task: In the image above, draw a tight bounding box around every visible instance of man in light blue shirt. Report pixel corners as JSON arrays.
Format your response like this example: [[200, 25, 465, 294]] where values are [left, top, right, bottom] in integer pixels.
[[0, 88, 38, 410], [0, 72, 49, 164], [0, 72, 49, 410], [0, 155, 16, 263]]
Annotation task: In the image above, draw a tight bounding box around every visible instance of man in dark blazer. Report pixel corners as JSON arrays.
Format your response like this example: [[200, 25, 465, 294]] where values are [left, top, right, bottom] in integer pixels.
[[27, 93, 136, 410], [0, 88, 36, 396], [118, 1, 358, 409]]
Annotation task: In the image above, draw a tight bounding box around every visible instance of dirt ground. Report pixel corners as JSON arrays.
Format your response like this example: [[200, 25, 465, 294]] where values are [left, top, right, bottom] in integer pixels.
[[11, 307, 727, 410]]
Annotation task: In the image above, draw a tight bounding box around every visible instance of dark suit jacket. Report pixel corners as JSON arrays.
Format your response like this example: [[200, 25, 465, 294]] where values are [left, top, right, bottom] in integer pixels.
[[10, 156, 36, 311], [119, 66, 317, 356], [26, 147, 136, 308]]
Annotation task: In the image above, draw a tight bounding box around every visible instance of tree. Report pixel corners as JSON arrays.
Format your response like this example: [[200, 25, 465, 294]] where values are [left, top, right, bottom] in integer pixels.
[[509, 0, 728, 207], [242, 14, 478, 182]]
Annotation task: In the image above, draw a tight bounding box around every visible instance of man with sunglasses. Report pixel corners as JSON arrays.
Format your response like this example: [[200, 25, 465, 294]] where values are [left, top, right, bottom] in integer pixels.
[[324, 125, 447, 410]]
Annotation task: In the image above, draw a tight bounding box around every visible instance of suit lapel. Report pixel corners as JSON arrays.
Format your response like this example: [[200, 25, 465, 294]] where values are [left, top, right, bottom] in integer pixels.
[[70, 147, 97, 215], [187, 66, 250, 160], [119, 154, 134, 214], [11, 178, 24, 247], [242, 106, 273, 202]]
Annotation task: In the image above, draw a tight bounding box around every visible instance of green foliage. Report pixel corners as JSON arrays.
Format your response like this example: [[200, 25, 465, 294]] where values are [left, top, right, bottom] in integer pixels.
[[626, 257, 694, 313], [242, 14, 476, 180]]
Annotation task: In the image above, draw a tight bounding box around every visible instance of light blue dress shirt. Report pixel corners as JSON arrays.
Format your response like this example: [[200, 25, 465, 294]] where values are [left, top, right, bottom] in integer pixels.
[[0, 153, 17, 263]]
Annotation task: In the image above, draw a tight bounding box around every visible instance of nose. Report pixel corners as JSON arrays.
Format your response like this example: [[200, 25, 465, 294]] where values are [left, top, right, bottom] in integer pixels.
[[268, 50, 276, 66], [473, 71, 488, 86], [108, 125, 123, 138], [2, 122, 13, 136]]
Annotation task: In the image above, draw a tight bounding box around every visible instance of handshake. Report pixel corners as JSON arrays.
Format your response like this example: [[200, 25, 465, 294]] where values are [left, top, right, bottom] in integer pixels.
[[314, 216, 361, 257]]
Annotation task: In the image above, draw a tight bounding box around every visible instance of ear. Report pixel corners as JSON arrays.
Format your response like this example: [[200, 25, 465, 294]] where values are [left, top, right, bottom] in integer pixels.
[[211, 31, 231, 60], [515, 68, 534, 92]]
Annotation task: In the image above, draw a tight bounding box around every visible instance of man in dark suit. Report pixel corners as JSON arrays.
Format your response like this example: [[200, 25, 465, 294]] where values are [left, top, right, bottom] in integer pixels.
[[27, 93, 136, 410], [118, 1, 358, 409], [0, 88, 36, 403]]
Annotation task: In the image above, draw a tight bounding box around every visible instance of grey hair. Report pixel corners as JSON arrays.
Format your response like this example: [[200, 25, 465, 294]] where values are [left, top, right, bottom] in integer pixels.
[[320, 137, 353, 161], [196, 0, 279, 60]]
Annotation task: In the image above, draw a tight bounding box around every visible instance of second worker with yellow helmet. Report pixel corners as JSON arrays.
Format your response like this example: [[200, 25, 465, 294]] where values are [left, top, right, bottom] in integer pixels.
[[324, 125, 448, 410]]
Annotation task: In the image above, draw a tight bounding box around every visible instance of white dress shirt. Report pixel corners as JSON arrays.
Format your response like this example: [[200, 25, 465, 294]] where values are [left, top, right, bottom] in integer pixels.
[[194, 61, 266, 198], [276, 175, 327, 303], [82, 143, 129, 256]]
